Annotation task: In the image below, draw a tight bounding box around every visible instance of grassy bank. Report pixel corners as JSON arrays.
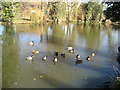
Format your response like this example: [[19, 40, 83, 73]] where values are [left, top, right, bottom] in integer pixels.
[[113, 78, 120, 89]]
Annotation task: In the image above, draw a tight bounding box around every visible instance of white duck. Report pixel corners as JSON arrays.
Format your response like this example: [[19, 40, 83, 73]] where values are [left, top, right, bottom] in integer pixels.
[[53, 57, 58, 62], [67, 47, 73, 51], [42, 56, 47, 61], [29, 41, 34, 46], [26, 55, 34, 61], [91, 53, 95, 57]]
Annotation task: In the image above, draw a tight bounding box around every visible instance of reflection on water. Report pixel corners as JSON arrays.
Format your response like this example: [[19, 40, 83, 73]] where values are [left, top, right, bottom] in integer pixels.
[[2, 23, 120, 88]]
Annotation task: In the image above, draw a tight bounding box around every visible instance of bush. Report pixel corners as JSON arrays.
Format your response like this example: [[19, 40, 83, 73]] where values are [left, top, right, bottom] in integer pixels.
[[30, 9, 43, 23], [1, 2, 20, 22], [85, 2, 103, 24]]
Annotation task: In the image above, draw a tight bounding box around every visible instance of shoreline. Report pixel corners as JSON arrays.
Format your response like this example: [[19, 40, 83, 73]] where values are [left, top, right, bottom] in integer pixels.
[[0, 20, 120, 25]]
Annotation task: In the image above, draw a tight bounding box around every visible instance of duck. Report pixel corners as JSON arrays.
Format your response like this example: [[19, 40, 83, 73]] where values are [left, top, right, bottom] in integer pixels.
[[42, 56, 47, 61], [117, 77, 120, 80], [67, 47, 73, 51], [118, 46, 120, 52], [76, 60, 82, 65], [32, 50, 39, 54], [76, 54, 80, 59], [53, 57, 58, 62], [69, 49, 75, 54], [61, 53, 65, 58], [91, 53, 95, 57], [26, 55, 34, 61], [86, 56, 91, 61], [29, 41, 34, 46], [54, 52, 59, 56]]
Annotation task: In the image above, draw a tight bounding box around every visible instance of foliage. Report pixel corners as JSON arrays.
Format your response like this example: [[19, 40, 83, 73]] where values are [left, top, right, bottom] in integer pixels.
[[71, 3, 78, 20], [0, 2, 106, 23], [77, 3, 87, 21], [104, 2, 120, 22], [85, 2, 103, 24], [68, 2, 78, 21], [113, 80, 120, 89], [0, 2, 2, 20], [49, 2, 60, 21], [30, 9, 43, 23], [57, 2, 66, 21], [49, 2, 66, 21], [1, 2, 20, 22]]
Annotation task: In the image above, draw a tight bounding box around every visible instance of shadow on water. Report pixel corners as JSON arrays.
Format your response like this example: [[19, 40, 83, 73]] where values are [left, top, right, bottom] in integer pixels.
[[80, 76, 113, 89], [36, 71, 74, 88], [35, 61, 114, 88]]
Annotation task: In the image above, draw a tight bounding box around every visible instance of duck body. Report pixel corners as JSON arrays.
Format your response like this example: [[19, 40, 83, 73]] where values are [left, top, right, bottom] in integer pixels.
[[26, 55, 34, 61], [29, 41, 34, 46], [67, 47, 73, 51], [69, 49, 75, 54], [76, 54, 80, 59], [53, 57, 58, 62], [76, 60, 82, 64], [54, 52, 59, 56], [118, 46, 120, 52], [86, 56, 90, 61], [61, 53, 65, 58], [32, 50, 39, 54], [91, 53, 95, 56], [42, 56, 47, 61]]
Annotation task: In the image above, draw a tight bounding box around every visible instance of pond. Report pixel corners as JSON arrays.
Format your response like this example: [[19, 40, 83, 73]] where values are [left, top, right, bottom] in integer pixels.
[[1, 22, 120, 88]]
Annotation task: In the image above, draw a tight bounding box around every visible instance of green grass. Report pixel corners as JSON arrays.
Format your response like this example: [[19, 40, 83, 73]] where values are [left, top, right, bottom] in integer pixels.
[[13, 18, 32, 24], [113, 79, 120, 89]]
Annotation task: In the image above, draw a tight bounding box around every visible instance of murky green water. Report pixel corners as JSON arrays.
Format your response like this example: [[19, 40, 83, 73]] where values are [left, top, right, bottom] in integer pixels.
[[1, 23, 120, 88]]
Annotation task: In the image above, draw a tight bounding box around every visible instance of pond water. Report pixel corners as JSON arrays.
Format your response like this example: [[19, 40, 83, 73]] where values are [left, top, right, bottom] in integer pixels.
[[1, 23, 120, 88]]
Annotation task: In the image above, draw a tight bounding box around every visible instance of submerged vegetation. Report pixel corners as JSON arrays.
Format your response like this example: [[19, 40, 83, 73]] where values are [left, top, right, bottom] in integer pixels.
[[0, 1, 119, 24]]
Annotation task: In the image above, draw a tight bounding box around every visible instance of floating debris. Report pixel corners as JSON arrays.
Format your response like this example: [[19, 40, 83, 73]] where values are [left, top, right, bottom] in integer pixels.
[[15, 82, 18, 85], [40, 75, 43, 78], [34, 78, 36, 80], [13, 39, 16, 43]]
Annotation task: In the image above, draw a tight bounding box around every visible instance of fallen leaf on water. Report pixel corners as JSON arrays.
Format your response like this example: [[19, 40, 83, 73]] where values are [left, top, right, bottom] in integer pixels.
[[34, 78, 36, 80], [40, 75, 43, 78], [15, 82, 17, 85]]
